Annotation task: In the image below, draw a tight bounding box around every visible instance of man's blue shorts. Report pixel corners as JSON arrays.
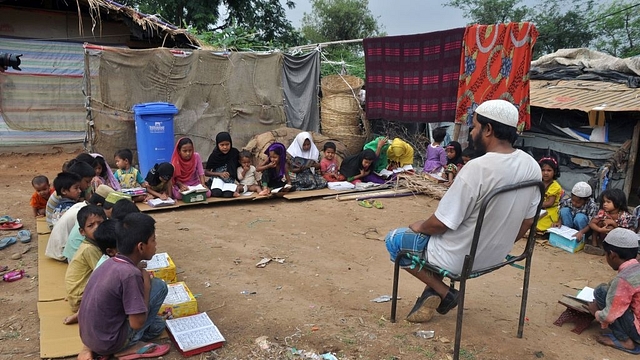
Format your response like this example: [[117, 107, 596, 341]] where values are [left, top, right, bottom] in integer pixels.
[[385, 227, 431, 267]]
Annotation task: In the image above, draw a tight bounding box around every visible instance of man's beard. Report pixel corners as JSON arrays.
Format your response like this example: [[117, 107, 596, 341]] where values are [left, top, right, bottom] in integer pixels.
[[472, 130, 487, 157]]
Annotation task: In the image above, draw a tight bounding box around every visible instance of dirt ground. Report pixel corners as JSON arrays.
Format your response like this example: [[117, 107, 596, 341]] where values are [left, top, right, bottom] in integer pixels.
[[0, 151, 628, 360]]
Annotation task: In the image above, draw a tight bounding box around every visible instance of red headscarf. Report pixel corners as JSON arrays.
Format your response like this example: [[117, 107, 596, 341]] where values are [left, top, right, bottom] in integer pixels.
[[171, 137, 196, 183]]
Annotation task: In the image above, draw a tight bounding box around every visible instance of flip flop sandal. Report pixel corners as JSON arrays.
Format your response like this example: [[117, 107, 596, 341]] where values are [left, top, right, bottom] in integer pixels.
[[372, 200, 384, 209], [600, 333, 640, 354], [17, 230, 31, 243], [0, 217, 23, 230], [117, 343, 171, 360], [0, 215, 14, 224], [0, 237, 17, 250], [358, 200, 373, 208]]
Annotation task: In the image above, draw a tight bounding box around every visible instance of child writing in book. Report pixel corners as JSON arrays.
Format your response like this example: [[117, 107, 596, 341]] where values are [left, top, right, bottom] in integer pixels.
[[340, 149, 377, 184], [257, 142, 292, 196], [536, 156, 562, 232], [205, 132, 242, 197], [588, 188, 636, 256], [237, 151, 262, 193], [387, 138, 414, 170], [171, 137, 211, 200], [586, 228, 640, 354], [63, 205, 106, 325], [363, 136, 390, 176], [30, 175, 53, 217], [77, 213, 169, 360], [423, 127, 447, 175], [287, 132, 326, 191], [320, 142, 346, 182], [443, 141, 464, 187], [554, 182, 598, 244], [143, 162, 174, 201]]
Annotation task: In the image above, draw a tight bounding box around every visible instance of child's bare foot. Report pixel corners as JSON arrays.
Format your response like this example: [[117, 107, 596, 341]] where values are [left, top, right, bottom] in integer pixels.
[[77, 346, 93, 360], [258, 189, 270, 196], [232, 192, 240, 198], [63, 313, 78, 325]]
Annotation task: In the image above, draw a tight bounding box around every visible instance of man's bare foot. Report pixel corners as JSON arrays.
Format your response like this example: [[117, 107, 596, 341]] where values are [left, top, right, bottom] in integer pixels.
[[77, 345, 93, 360], [63, 312, 78, 325], [597, 334, 637, 350]]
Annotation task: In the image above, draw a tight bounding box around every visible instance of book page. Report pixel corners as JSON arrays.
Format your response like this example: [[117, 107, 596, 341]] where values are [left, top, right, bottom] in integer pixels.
[[377, 169, 393, 177], [576, 286, 595, 302], [163, 283, 192, 305], [146, 253, 170, 270], [546, 225, 577, 239], [147, 198, 175, 207], [211, 179, 237, 192], [166, 313, 225, 352]]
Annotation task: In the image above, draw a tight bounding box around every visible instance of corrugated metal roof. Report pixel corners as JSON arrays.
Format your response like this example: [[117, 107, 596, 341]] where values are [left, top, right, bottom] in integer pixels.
[[530, 80, 640, 113]]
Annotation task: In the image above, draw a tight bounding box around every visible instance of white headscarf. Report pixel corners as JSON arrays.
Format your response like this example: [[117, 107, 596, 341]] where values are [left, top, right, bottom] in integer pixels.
[[287, 132, 320, 161]]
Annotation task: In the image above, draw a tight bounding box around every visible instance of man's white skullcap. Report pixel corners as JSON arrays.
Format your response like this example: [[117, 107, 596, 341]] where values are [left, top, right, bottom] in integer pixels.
[[475, 99, 519, 128], [604, 228, 640, 249], [571, 182, 592, 198]]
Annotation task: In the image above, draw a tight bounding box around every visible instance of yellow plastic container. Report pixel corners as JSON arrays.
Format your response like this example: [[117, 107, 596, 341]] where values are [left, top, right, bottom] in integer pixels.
[[158, 281, 198, 319], [146, 252, 177, 283]]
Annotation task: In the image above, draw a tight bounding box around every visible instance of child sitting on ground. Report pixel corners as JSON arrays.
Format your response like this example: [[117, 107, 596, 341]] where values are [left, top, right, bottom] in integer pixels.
[[237, 150, 262, 193], [77, 213, 169, 360], [340, 149, 377, 184], [287, 132, 327, 191], [171, 137, 211, 199], [257, 142, 292, 196], [554, 181, 598, 244], [586, 228, 640, 354], [47, 172, 82, 228], [423, 127, 447, 175], [588, 188, 637, 256], [143, 162, 174, 201], [205, 132, 242, 197], [31, 175, 53, 217], [90, 153, 120, 192], [536, 156, 562, 232], [320, 142, 346, 182], [114, 149, 148, 202], [63, 205, 107, 325], [443, 141, 464, 187]]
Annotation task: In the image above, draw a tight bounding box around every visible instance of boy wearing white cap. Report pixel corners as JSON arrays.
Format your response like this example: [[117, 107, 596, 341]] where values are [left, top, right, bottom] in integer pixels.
[[385, 99, 541, 322], [587, 228, 640, 354], [554, 181, 598, 242]]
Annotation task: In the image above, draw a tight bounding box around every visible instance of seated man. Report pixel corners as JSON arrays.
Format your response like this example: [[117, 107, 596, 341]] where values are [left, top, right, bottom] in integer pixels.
[[385, 99, 542, 323]]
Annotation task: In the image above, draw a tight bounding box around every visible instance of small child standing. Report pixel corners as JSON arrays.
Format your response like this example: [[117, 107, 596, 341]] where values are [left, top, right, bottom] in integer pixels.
[[237, 151, 262, 193], [586, 228, 640, 354], [143, 162, 174, 201], [423, 127, 447, 174], [320, 142, 346, 182], [77, 213, 169, 360], [47, 172, 83, 228], [588, 189, 637, 255], [555, 182, 598, 243], [30, 175, 53, 217], [257, 142, 292, 196], [63, 205, 107, 325], [114, 149, 148, 200], [536, 157, 562, 232], [443, 141, 464, 187]]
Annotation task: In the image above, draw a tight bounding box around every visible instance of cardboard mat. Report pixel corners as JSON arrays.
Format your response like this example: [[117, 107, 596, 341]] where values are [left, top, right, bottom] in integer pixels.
[[38, 300, 81, 358], [37, 217, 51, 234], [138, 193, 258, 212], [38, 233, 67, 302]]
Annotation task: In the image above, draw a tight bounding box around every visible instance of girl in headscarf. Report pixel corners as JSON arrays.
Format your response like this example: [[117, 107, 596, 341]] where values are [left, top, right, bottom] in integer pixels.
[[144, 162, 174, 201], [205, 132, 242, 197], [171, 137, 210, 200], [387, 138, 414, 169], [286, 132, 327, 191], [257, 142, 292, 195], [363, 136, 390, 174], [340, 149, 377, 184], [89, 153, 120, 192], [443, 141, 464, 187]]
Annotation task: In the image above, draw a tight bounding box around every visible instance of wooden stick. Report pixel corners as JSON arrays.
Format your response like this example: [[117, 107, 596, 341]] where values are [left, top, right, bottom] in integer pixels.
[[336, 189, 413, 201]]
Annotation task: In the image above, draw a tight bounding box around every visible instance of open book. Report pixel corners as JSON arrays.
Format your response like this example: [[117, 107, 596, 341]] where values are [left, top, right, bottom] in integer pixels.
[[291, 156, 316, 168], [210, 177, 237, 192], [377, 164, 415, 178], [546, 225, 578, 240], [165, 312, 226, 356], [180, 184, 208, 195], [271, 184, 292, 194], [147, 197, 176, 208]]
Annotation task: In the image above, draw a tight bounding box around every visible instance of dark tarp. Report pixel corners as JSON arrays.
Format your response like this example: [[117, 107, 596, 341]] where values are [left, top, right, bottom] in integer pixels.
[[282, 51, 320, 132]]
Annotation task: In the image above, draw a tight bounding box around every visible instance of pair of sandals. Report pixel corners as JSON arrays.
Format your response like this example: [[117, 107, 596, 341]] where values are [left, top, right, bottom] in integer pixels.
[[0, 230, 31, 250], [358, 199, 384, 209], [0, 216, 23, 230]]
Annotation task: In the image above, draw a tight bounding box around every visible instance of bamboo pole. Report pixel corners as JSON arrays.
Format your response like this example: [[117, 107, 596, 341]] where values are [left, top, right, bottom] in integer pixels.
[[336, 189, 414, 201], [623, 120, 640, 200]]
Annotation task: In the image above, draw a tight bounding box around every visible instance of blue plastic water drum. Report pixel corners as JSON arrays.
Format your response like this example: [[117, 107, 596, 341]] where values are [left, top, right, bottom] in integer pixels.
[[133, 102, 178, 177]]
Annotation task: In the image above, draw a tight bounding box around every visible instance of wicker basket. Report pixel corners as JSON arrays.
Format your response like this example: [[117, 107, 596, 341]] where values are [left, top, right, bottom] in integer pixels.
[[321, 74, 364, 96]]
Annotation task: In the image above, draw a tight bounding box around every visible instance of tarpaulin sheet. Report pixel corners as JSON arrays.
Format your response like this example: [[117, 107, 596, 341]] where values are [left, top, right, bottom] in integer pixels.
[[283, 51, 320, 132]]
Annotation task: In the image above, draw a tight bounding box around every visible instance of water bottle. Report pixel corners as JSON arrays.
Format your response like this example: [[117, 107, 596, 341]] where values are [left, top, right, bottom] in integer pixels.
[[3, 269, 24, 282]]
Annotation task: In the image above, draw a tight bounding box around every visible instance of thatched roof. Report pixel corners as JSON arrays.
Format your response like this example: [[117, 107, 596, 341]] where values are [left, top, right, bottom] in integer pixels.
[[78, 0, 202, 49]]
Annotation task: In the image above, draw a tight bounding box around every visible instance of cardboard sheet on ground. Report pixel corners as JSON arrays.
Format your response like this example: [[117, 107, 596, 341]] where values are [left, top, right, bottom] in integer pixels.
[[38, 233, 67, 301], [38, 300, 82, 358], [137, 193, 258, 212], [37, 217, 51, 234], [282, 186, 389, 200]]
